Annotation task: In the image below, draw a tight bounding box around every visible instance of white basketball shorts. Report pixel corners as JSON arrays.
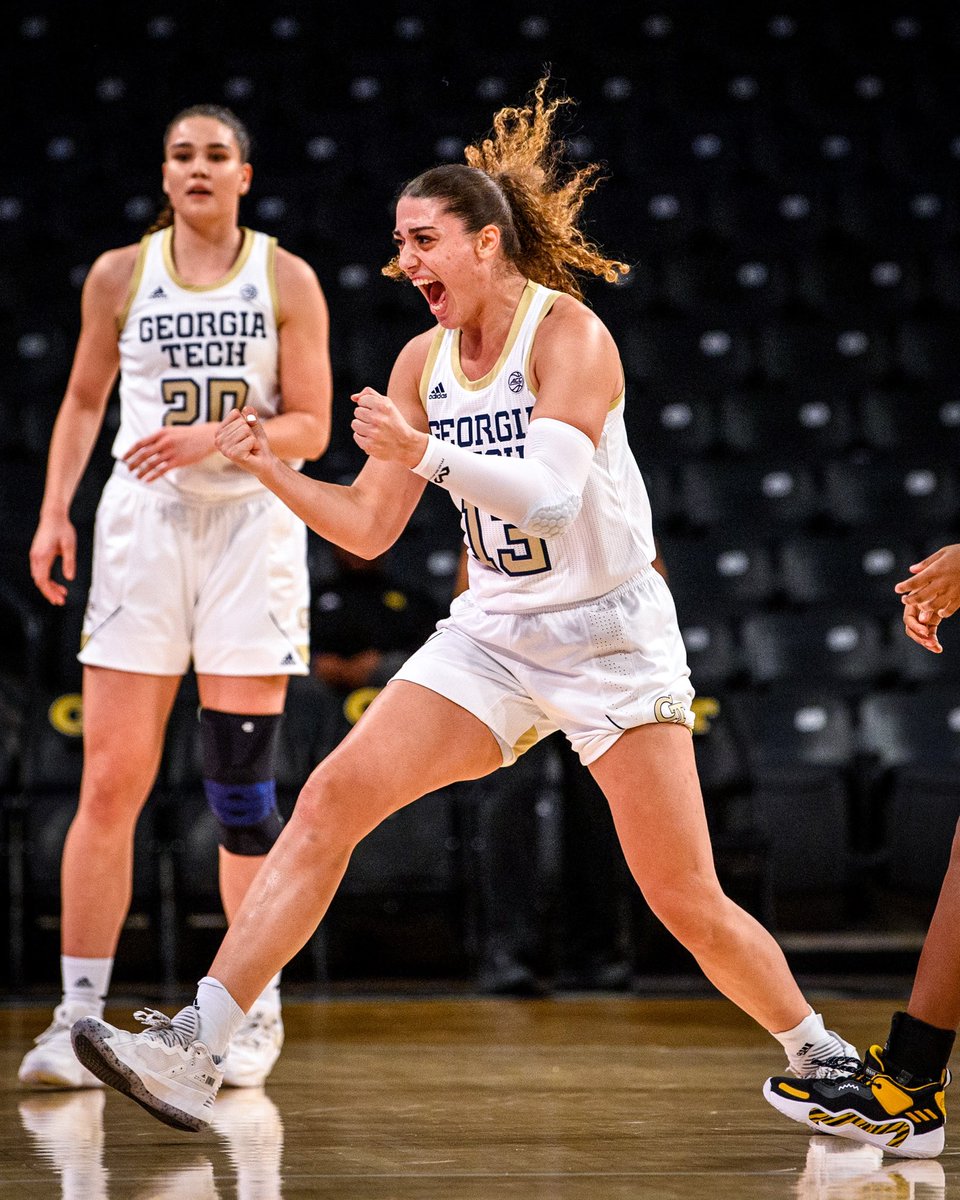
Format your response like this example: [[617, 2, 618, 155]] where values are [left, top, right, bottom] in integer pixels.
[[79, 468, 310, 676], [392, 566, 694, 767]]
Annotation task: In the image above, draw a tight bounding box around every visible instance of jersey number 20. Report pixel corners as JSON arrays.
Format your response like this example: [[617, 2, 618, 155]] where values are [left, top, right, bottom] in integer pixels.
[[162, 377, 250, 425]]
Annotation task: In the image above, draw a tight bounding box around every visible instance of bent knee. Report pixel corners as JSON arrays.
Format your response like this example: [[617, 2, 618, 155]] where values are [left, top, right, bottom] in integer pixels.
[[646, 880, 733, 948], [294, 764, 375, 845]]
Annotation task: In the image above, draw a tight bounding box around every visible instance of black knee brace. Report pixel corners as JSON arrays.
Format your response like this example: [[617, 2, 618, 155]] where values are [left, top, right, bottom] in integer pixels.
[[200, 709, 284, 856]]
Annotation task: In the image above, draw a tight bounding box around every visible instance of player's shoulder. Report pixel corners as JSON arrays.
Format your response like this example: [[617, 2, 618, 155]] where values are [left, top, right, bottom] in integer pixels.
[[84, 242, 143, 304], [273, 243, 321, 286], [537, 289, 614, 351], [396, 325, 441, 375]]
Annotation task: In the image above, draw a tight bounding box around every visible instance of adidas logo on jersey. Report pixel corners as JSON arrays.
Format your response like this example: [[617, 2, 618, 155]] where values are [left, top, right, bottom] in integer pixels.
[[281, 652, 297, 666], [148, 285, 167, 300], [428, 381, 448, 400]]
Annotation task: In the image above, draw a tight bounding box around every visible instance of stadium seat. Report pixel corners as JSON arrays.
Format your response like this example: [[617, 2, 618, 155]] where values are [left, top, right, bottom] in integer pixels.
[[823, 460, 959, 531], [680, 620, 744, 692], [720, 390, 855, 461], [659, 534, 777, 621], [896, 318, 960, 382], [778, 533, 915, 616], [729, 689, 856, 907], [757, 322, 892, 389], [885, 614, 960, 685], [792, 249, 922, 320], [10, 688, 164, 985], [740, 610, 886, 689], [859, 688, 960, 893], [678, 460, 821, 533], [859, 387, 960, 458], [623, 393, 718, 466], [619, 318, 753, 391], [659, 250, 792, 320]]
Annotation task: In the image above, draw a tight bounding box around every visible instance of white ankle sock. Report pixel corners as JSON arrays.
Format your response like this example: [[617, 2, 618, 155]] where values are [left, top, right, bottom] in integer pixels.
[[773, 1008, 825, 1058], [61, 956, 112, 1013], [193, 976, 246, 1061]]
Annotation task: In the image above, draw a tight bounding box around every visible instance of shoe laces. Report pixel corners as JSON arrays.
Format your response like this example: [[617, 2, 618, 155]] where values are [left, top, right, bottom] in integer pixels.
[[132, 1008, 196, 1050], [805, 1052, 863, 1078]]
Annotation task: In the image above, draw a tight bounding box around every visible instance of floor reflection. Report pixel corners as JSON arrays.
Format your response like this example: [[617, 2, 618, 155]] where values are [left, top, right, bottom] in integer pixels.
[[19, 1090, 108, 1200], [18, 1086, 284, 1200], [796, 1135, 946, 1200]]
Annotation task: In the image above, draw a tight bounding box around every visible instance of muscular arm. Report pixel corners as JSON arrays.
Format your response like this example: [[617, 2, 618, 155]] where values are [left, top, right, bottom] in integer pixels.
[[30, 247, 134, 602], [351, 296, 621, 536], [216, 333, 431, 557]]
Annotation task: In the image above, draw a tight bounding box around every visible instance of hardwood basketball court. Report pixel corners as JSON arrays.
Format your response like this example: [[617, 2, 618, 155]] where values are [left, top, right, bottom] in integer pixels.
[[1, 994, 954, 1198]]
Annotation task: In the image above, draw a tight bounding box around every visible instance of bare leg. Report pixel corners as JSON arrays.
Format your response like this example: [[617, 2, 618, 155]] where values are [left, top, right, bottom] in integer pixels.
[[208, 681, 503, 1011], [907, 819, 960, 1031], [197, 673, 288, 921], [61, 667, 181, 956], [590, 723, 809, 1033]]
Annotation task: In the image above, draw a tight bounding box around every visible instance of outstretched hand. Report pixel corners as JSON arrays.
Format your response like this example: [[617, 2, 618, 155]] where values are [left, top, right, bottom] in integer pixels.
[[894, 544, 960, 620], [215, 406, 275, 477], [902, 601, 943, 654], [351, 388, 427, 467]]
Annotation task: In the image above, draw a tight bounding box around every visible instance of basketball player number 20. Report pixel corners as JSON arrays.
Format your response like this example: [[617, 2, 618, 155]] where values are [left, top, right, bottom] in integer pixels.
[[161, 377, 250, 426]]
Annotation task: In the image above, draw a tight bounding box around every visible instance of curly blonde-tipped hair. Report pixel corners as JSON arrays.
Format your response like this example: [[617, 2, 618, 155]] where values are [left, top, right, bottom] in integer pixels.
[[383, 75, 629, 299]]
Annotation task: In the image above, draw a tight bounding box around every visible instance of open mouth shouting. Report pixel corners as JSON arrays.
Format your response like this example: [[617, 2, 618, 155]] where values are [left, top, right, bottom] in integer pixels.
[[412, 277, 447, 318]]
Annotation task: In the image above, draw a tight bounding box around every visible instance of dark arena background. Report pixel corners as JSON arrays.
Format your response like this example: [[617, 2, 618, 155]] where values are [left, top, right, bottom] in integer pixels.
[[1, 2, 959, 1196]]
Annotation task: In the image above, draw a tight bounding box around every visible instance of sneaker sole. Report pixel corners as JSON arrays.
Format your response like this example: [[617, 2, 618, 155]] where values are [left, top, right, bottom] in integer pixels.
[[71, 1019, 205, 1134], [763, 1080, 945, 1159]]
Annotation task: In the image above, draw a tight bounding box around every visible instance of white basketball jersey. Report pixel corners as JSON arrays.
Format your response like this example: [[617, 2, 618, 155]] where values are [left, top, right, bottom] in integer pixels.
[[115, 226, 291, 498], [419, 280, 656, 613]]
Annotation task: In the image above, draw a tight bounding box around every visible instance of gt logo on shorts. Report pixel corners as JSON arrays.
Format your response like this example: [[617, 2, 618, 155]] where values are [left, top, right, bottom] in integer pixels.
[[655, 695, 689, 725]]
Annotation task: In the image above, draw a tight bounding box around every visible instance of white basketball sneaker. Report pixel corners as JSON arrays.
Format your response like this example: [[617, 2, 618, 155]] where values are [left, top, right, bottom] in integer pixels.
[[71, 1007, 222, 1132], [19, 1002, 106, 1090], [221, 1006, 284, 1088]]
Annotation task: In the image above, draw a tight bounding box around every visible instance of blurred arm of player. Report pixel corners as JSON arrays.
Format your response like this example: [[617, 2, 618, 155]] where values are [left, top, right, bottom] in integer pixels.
[[29, 247, 134, 605], [215, 331, 432, 558]]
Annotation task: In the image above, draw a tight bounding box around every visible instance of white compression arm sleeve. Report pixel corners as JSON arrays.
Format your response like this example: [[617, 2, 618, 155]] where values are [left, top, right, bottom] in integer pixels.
[[411, 416, 595, 538]]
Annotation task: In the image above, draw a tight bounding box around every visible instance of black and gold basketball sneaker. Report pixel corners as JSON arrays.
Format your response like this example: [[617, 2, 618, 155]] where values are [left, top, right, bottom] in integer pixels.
[[764, 1045, 950, 1159]]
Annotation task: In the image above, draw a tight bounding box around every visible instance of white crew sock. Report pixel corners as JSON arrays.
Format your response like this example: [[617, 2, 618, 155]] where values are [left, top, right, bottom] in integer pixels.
[[773, 1008, 826, 1057], [175, 976, 245, 1062], [61, 956, 112, 1014]]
